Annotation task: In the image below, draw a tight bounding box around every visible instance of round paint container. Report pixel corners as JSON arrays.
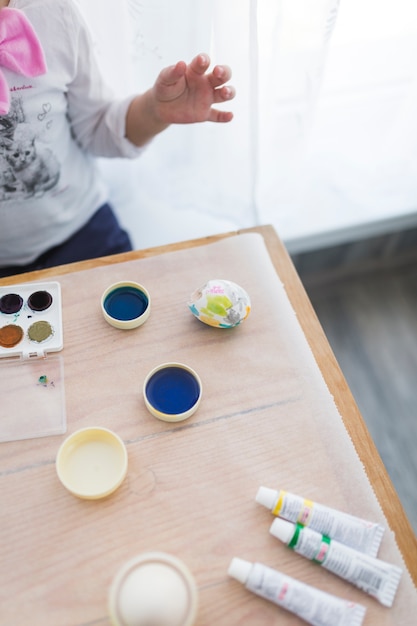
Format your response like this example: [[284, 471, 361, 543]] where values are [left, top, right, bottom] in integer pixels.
[[0, 324, 24, 348], [108, 552, 198, 626], [101, 282, 150, 330], [27, 290, 53, 312], [0, 293, 23, 314], [143, 363, 202, 422], [27, 320, 54, 343], [56, 427, 128, 499]]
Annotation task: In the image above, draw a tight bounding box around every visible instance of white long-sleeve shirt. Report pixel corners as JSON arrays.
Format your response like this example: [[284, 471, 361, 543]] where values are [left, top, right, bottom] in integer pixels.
[[0, 0, 141, 266]]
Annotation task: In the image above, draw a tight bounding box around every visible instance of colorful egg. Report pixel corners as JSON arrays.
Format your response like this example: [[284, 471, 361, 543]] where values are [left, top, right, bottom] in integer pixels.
[[188, 279, 251, 328]]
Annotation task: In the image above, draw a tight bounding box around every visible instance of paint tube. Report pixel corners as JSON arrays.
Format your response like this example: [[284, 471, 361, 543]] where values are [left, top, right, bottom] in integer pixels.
[[256, 486, 384, 557], [270, 518, 402, 607], [228, 558, 366, 626]]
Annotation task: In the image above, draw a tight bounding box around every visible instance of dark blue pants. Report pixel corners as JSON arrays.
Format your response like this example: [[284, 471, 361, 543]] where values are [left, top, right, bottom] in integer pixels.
[[0, 204, 133, 278]]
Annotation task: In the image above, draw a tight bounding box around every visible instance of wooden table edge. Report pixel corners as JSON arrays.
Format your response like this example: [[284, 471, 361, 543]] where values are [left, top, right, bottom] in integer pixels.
[[1, 224, 416, 585], [257, 225, 417, 586]]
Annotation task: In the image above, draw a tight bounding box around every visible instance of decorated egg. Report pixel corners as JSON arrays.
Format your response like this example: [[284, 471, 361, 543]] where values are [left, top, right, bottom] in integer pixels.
[[188, 279, 251, 328]]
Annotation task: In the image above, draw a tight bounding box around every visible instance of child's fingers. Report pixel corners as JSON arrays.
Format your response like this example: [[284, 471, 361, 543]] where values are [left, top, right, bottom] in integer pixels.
[[208, 108, 234, 123], [158, 61, 187, 86], [209, 64, 233, 88], [213, 85, 236, 104], [189, 53, 211, 75]]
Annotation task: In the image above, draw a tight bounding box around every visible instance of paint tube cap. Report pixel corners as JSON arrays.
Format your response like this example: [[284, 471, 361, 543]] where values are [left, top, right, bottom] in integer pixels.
[[108, 552, 198, 626], [256, 486, 278, 510], [270, 518, 296, 543], [228, 558, 252, 585]]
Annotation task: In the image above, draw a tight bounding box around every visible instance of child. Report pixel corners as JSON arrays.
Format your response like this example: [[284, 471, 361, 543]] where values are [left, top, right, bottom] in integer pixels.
[[0, 0, 235, 277]]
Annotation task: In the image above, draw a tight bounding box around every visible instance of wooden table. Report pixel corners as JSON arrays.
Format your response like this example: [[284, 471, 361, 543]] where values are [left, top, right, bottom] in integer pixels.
[[1, 224, 416, 625]]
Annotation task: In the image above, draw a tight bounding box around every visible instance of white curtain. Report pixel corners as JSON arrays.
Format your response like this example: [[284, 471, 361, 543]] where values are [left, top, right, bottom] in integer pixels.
[[79, 0, 417, 252]]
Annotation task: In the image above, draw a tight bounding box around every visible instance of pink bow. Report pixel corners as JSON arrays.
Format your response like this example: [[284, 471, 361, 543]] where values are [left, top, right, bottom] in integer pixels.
[[0, 7, 47, 115]]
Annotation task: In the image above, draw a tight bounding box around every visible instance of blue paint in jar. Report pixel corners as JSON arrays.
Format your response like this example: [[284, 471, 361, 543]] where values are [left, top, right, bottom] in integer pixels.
[[145, 366, 201, 415], [103, 286, 149, 321]]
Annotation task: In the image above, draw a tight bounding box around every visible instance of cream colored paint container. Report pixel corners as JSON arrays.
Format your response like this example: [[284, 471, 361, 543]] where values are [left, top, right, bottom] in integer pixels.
[[56, 427, 128, 499]]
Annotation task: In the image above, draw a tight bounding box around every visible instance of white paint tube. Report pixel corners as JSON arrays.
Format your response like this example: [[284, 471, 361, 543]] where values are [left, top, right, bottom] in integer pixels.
[[270, 518, 402, 607], [228, 558, 366, 626], [256, 487, 384, 557]]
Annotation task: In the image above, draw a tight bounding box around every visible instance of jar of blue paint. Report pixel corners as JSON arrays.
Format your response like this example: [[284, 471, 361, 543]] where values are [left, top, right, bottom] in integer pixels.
[[101, 281, 151, 329], [143, 362, 202, 422]]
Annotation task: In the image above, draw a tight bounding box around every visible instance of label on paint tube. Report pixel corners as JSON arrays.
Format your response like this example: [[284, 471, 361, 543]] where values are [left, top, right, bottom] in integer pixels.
[[228, 558, 366, 626], [256, 487, 384, 557], [270, 519, 403, 607]]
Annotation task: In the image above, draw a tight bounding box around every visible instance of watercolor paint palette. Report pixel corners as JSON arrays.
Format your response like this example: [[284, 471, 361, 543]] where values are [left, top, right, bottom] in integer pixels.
[[0, 281, 66, 443], [0, 281, 63, 359]]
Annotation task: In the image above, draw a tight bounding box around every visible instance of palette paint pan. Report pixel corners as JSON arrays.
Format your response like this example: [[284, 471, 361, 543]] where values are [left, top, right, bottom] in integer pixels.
[[0, 281, 63, 359], [101, 281, 150, 330], [143, 363, 202, 422], [0, 282, 66, 443]]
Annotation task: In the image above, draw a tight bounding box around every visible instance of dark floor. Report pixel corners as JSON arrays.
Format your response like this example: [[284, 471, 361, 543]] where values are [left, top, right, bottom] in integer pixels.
[[291, 227, 417, 535]]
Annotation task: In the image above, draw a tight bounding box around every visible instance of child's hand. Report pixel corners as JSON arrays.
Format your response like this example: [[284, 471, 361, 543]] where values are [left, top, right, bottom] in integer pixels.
[[126, 53, 235, 146], [152, 53, 235, 124]]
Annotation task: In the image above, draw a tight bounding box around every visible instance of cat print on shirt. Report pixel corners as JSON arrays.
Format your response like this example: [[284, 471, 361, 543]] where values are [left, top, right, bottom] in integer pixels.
[[0, 154, 23, 200], [0, 96, 60, 200]]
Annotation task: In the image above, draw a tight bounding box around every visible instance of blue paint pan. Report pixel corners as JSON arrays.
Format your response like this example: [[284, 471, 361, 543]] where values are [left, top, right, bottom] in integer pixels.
[[143, 363, 202, 422], [101, 281, 150, 329]]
